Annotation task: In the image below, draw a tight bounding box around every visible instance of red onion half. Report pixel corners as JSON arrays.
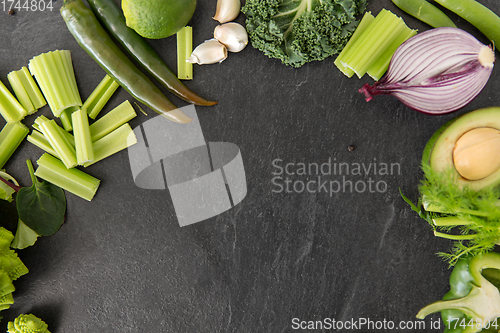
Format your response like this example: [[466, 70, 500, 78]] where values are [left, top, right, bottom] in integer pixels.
[[359, 27, 495, 114]]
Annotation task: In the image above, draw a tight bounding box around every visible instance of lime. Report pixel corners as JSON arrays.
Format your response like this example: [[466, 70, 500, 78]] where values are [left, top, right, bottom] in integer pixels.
[[122, 0, 197, 39]]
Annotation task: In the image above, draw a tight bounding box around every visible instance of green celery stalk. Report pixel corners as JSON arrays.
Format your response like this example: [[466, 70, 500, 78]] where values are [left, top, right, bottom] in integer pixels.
[[83, 75, 120, 119], [72, 109, 94, 165], [7, 71, 35, 114], [59, 106, 80, 132], [35, 153, 100, 201], [366, 25, 417, 80], [58, 50, 82, 107], [89, 100, 137, 142], [34, 115, 75, 148], [27, 130, 59, 158], [39, 119, 77, 169], [28, 50, 82, 119], [19, 66, 46, 109], [0, 79, 27, 123], [177, 26, 193, 80], [7, 66, 47, 115], [84, 123, 137, 167], [334, 12, 375, 78], [342, 9, 407, 78], [0, 122, 29, 168]]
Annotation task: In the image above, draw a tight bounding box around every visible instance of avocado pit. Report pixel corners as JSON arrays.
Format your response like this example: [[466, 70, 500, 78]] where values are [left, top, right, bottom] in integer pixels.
[[453, 127, 500, 181]]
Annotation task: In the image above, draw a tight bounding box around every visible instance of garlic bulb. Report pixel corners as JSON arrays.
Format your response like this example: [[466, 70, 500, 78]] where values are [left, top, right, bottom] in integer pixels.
[[187, 39, 228, 65], [213, 0, 241, 23], [214, 22, 248, 53]]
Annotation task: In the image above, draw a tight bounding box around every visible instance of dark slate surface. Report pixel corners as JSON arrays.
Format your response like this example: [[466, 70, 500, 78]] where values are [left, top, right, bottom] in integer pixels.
[[1, 0, 500, 332]]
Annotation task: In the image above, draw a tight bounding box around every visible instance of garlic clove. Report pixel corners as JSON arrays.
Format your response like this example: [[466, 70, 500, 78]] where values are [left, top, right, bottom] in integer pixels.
[[187, 39, 228, 65], [214, 22, 248, 53], [453, 127, 500, 180], [213, 0, 241, 24]]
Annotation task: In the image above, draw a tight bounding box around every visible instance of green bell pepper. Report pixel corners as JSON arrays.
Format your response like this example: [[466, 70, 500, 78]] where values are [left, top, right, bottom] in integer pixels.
[[417, 252, 500, 333]]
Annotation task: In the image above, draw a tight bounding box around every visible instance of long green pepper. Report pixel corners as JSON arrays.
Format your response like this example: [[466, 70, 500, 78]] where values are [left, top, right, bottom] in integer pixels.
[[60, 0, 192, 124], [86, 0, 215, 106], [391, 0, 457, 28]]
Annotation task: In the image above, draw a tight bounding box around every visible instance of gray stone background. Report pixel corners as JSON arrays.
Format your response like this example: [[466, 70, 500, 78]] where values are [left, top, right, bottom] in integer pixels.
[[1, 0, 499, 332]]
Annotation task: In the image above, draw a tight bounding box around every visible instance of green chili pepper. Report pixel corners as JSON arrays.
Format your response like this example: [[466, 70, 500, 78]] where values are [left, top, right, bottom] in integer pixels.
[[417, 252, 500, 333], [434, 0, 500, 51], [86, 0, 216, 107], [391, 0, 457, 28], [60, 0, 192, 124]]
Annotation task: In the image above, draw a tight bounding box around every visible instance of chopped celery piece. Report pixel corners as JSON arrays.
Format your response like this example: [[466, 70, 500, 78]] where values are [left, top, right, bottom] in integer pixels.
[[366, 26, 417, 80], [177, 26, 193, 80], [59, 106, 80, 132], [335, 12, 375, 78], [84, 123, 137, 167], [35, 153, 100, 201], [0, 122, 29, 168], [28, 50, 82, 118], [7, 71, 34, 114], [72, 109, 94, 165], [83, 75, 120, 119], [7, 66, 46, 115], [0, 79, 27, 123], [343, 9, 407, 78], [27, 130, 59, 158], [90, 100, 137, 142], [39, 118, 77, 169]]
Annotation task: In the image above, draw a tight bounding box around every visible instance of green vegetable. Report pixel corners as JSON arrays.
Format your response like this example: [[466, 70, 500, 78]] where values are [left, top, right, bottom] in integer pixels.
[[417, 252, 500, 333], [0, 79, 27, 123], [16, 160, 66, 237], [0, 171, 20, 202], [89, 100, 137, 142], [38, 118, 77, 169], [28, 50, 82, 131], [26, 130, 59, 158], [86, 0, 215, 106], [11, 220, 40, 250], [84, 123, 137, 166], [72, 109, 94, 166], [7, 313, 50, 333], [177, 26, 193, 80], [60, 0, 192, 124], [7, 66, 47, 115], [82, 74, 120, 120], [241, 0, 367, 68], [34, 153, 100, 201], [334, 9, 417, 80], [391, 0, 457, 28], [0, 122, 29, 169], [0, 227, 29, 314], [434, 0, 500, 51], [403, 163, 500, 265], [401, 108, 500, 264]]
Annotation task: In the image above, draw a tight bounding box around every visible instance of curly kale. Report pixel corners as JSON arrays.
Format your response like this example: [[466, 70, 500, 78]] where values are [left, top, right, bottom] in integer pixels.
[[242, 0, 368, 67]]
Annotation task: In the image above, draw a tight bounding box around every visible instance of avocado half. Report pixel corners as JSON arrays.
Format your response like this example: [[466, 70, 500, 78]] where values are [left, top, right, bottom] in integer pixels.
[[423, 107, 500, 191]]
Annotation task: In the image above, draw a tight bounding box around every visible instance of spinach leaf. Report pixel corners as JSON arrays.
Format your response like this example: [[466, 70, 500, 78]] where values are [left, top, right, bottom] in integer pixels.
[[16, 160, 66, 236]]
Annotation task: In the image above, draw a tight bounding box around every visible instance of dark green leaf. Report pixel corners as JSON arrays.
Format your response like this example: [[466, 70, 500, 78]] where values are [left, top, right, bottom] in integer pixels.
[[16, 160, 66, 236]]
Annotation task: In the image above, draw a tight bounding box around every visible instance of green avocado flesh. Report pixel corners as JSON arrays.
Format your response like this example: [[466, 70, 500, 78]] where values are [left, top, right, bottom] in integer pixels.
[[424, 107, 500, 191]]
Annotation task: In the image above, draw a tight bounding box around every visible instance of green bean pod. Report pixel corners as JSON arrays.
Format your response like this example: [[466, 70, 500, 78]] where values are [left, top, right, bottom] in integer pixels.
[[434, 0, 500, 50], [60, 0, 192, 124], [391, 0, 457, 28], [87, 0, 217, 107]]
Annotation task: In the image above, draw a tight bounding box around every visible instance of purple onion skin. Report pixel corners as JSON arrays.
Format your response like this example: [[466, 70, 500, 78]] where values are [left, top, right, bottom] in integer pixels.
[[360, 27, 495, 115]]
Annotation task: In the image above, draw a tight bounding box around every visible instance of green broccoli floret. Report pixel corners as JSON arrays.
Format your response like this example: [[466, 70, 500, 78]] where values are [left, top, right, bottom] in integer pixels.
[[241, 0, 368, 67], [7, 314, 50, 333]]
